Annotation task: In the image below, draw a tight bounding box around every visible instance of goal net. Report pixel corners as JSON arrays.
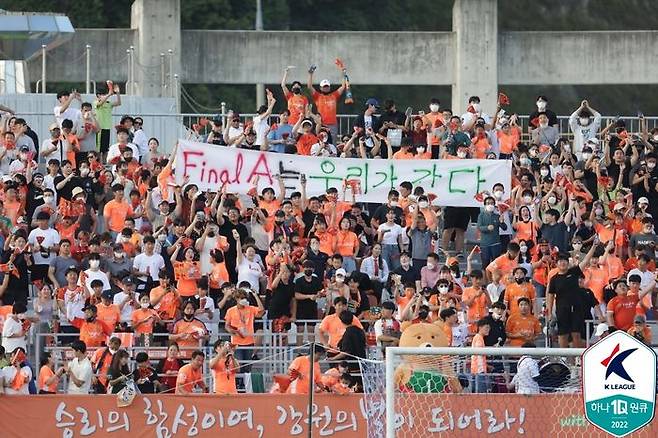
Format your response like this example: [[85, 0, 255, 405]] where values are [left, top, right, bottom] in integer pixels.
[[361, 346, 655, 438]]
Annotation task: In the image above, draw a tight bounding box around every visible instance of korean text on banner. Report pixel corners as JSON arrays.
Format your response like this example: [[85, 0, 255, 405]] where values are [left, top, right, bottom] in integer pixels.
[[175, 139, 512, 207]]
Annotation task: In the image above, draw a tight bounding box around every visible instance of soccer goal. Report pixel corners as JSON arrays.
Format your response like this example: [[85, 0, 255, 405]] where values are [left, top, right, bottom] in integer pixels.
[[373, 346, 652, 438]]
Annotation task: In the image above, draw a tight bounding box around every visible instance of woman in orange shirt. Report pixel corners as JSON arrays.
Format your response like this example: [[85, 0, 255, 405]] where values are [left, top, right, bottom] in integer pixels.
[[335, 217, 359, 273], [38, 352, 64, 394], [209, 340, 239, 395], [170, 246, 201, 298], [514, 206, 538, 245]]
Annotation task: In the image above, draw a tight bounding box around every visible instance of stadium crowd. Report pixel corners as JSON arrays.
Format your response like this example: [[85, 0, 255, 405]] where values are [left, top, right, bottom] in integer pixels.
[[0, 64, 657, 396]]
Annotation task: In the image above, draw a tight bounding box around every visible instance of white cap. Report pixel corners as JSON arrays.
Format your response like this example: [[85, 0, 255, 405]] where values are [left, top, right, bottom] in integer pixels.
[[335, 268, 347, 277], [586, 138, 599, 146], [638, 197, 649, 204], [613, 203, 625, 211], [319, 79, 331, 88], [594, 323, 609, 337]]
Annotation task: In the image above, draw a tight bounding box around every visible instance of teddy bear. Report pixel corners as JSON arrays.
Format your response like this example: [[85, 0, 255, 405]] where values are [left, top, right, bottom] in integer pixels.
[[393, 322, 462, 393]]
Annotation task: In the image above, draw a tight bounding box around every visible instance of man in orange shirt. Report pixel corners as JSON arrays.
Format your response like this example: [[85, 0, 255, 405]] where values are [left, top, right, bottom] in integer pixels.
[[74, 304, 112, 348], [486, 242, 520, 283], [131, 294, 161, 344], [308, 68, 345, 137], [169, 301, 209, 358], [311, 217, 336, 256], [505, 267, 536, 317], [606, 280, 639, 331], [318, 297, 363, 351], [392, 139, 415, 160], [422, 98, 444, 158], [97, 290, 120, 334], [175, 350, 207, 394], [209, 340, 239, 395], [505, 297, 541, 347], [224, 288, 265, 368], [287, 344, 325, 394], [461, 270, 491, 333], [583, 254, 610, 306], [103, 184, 133, 237], [281, 68, 308, 125], [90, 336, 121, 391], [150, 269, 180, 320]]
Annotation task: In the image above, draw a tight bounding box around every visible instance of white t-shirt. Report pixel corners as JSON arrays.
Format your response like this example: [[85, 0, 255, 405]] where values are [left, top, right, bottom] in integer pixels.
[[81, 269, 111, 292], [67, 357, 93, 394], [199, 236, 217, 275], [310, 142, 337, 156], [378, 223, 404, 245], [41, 138, 65, 163], [63, 287, 86, 323], [1, 316, 27, 353], [1, 365, 32, 394], [627, 268, 655, 307], [226, 126, 243, 147], [252, 114, 269, 147], [107, 142, 140, 163], [196, 296, 216, 331], [132, 128, 149, 157], [54, 106, 82, 130], [237, 257, 263, 292], [133, 253, 165, 282], [113, 290, 138, 323], [28, 227, 60, 265], [511, 356, 540, 394]]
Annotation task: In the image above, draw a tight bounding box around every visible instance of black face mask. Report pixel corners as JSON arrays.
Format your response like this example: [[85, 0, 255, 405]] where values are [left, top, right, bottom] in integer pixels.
[[183, 313, 194, 321], [208, 231, 215, 237], [292, 88, 301, 95], [86, 316, 95, 323], [515, 277, 525, 284], [304, 269, 314, 277]]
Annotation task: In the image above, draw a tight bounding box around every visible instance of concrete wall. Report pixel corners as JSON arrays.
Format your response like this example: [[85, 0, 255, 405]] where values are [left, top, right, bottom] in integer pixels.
[[25, 28, 658, 87], [499, 31, 658, 85], [26, 29, 135, 86], [181, 30, 454, 85]]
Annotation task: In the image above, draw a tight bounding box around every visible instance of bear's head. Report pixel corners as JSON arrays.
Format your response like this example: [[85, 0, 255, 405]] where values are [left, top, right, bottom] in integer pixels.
[[399, 322, 450, 348]]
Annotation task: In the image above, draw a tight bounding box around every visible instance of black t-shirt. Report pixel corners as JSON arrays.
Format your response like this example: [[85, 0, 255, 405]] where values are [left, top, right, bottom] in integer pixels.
[[372, 204, 404, 226], [218, 217, 248, 256], [268, 281, 295, 319], [576, 287, 599, 318], [338, 325, 366, 359], [305, 249, 329, 278], [606, 160, 631, 188], [393, 265, 421, 285], [548, 266, 583, 307], [302, 208, 322, 237], [528, 109, 558, 128], [540, 222, 569, 253], [294, 276, 323, 317], [483, 315, 507, 346], [53, 174, 82, 202]]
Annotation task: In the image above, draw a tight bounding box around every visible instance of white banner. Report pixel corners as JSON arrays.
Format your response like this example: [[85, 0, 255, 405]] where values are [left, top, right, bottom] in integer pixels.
[[175, 139, 512, 207]]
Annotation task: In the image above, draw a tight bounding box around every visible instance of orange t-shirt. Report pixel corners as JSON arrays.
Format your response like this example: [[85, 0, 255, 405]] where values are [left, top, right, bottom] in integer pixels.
[[422, 113, 443, 146], [471, 135, 491, 159], [505, 314, 541, 347], [312, 90, 341, 125], [462, 287, 489, 330], [153, 289, 180, 320], [470, 333, 487, 373], [103, 200, 134, 233], [96, 303, 120, 334], [296, 133, 319, 156], [319, 313, 363, 348], [607, 294, 639, 331], [131, 308, 158, 335], [172, 318, 207, 353], [77, 319, 109, 348], [4, 199, 23, 225], [315, 228, 337, 256], [225, 305, 260, 346], [38, 365, 57, 393], [487, 254, 519, 282], [175, 363, 203, 394], [212, 358, 237, 395], [584, 266, 610, 303], [594, 224, 625, 247], [514, 220, 538, 243], [0, 305, 14, 333], [209, 262, 229, 289], [496, 127, 521, 154], [603, 255, 625, 281], [392, 150, 415, 160], [91, 347, 113, 386], [287, 355, 321, 395], [335, 230, 359, 257], [285, 91, 308, 125], [504, 282, 536, 316]]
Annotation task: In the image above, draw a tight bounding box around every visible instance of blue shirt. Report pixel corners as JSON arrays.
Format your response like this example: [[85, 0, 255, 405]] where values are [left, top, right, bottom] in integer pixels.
[[267, 124, 293, 153]]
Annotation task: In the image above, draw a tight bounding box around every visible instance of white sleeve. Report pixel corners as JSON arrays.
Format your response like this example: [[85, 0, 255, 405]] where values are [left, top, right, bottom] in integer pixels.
[[374, 320, 384, 338], [568, 110, 578, 133], [529, 360, 540, 378]]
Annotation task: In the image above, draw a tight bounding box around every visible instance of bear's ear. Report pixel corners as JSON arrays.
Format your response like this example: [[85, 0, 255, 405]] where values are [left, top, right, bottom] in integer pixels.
[[400, 320, 412, 333]]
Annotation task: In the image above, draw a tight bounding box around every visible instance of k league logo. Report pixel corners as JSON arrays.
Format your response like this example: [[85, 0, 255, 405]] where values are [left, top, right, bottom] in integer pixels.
[[583, 331, 657, 437]]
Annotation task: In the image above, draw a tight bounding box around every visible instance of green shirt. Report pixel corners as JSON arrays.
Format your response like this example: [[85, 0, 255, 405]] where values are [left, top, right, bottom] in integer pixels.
[[94, 100, 113, 129]]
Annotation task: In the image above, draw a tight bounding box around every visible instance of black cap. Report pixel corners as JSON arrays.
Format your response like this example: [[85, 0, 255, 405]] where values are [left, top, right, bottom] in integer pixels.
[[101, 290, 114, 300]]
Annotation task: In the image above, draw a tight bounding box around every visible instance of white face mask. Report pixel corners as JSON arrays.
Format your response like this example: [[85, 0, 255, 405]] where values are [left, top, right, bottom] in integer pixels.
[[416, 146, 425, 154], [389, 201, 399, 207], [648, 162, 656, 169], [109, 348, 118, 355], [140, 303, 149, 309], [485, 204, 495, 212], [426, 263, 435, 270], [114, 252, 124, 259], [523, 196, 533, 204], [43, 195, 54, 204], [547, 196, 556, 205], [579, 117, 589, 126], [238, 298, 250, 307], [89, 260, 100, 269], [457, 151, 467, 159], [492, 311, 503, 320], [582, 153, 591, 160], [594, 208, 603, 216], [573, 243, 582, 251], [429, 104, 439, 112], [563, 144, 571, 152], [438, 285, 449, 293], [493, 190, 504, 200], [519, 245, 528, 253], [536, 101, 546, 110], [471, 103, 481, 112], [335, 276, 344, 284], [539, 121, 548, 128], [653, 134, 658, 142], [17, 313, 26, 320], [418, 201, 429, 209], [520, 158, 530, 166], [80, 168, 90, 177], [157, 234, 167, 242]]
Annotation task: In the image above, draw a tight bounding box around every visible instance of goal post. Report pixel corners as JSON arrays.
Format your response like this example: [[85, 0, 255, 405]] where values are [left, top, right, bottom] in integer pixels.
[[384, 347, 586, 438]]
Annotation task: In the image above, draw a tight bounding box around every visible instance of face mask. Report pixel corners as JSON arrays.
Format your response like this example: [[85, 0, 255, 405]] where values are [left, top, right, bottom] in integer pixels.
[[457, 151, 467, 159], [520, 245, 528, 253], [653, 135, 658, 142], [539, 122, 548, 128], [310, 244, 320, 252], [416, 147, 425, 154], [515, 277, 524, 284], [579, 117, 589, 126], [183, 313, 194, 320], [109, 348, 118, 355], [579, 153, 591, 162], [418, 201, 429, 209], [536, 101, 546, 110], [17, 313, 26, 320], [114, 252, 124, 259], [520, 158, 530, 166], [43, 195, 54, 204], [89, 260, 100, 269], [121, 236, 130, 243], [573, 243, 582, 251], [523, 196, 533, 204], [80, 168, 90, 177], [529, 149, 538, 158], [335, 277, 344, 284], [492, 311, 503, 320], [594, 208, 603, 216], [389, 201, 399, 207], [141, 303, 149, 309], [438, 285, 449, 294], [648, 162, 656, 170], [292, 88, 301, 95], [429, 104, 439, 112], [471, 103, 481, 112], [304, 269, 314, 277], [584, 221, 593, 228], [545, 196, 557, 206], [485, 204, 495, 213], [426, 263, 435, 270], [238, 298, 250, 306], [493, 190, 504, 200], [157, 234, 167, 243]]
